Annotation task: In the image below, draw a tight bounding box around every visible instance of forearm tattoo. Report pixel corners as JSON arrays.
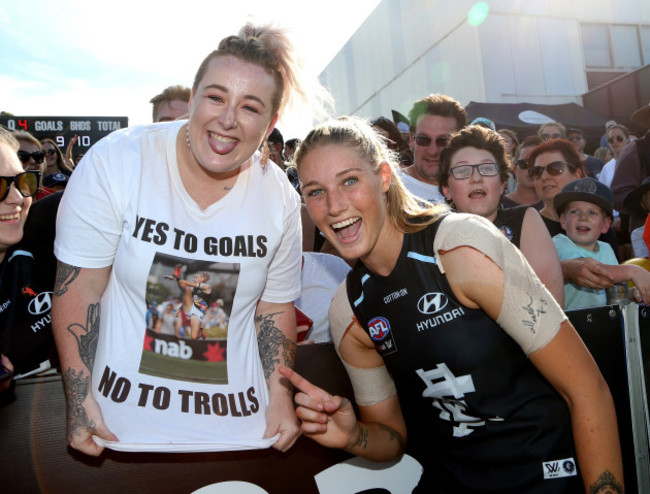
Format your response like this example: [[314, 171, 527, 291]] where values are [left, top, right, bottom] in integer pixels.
[[54, 262, 80, 296], [350, 422, 369, 450], [255, 311, 296, 380], [63, 367, 96, 443], [377, 423, 406, 451], [589, 470, 624, 494], [67, 303, 101, 372]]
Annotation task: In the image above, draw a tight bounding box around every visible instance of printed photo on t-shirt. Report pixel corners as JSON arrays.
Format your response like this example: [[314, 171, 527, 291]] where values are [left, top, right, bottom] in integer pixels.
[[139, 253, 239, 384]]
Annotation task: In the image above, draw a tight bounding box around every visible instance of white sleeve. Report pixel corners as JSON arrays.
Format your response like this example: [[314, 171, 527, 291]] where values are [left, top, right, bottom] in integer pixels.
[[260, 185, 302, 303], [434, 213, 567, 355], [54, 138, 128, 268]]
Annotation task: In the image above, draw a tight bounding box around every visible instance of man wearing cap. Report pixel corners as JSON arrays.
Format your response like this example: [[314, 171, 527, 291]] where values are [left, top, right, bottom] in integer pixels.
[[400, 93, 467, 204], [567, 128, 604, 178], [610, 102, 650, 234]]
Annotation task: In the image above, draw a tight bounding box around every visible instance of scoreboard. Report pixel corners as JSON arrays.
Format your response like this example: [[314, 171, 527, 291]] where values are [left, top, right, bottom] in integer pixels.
[[0, 116, 129, 156]]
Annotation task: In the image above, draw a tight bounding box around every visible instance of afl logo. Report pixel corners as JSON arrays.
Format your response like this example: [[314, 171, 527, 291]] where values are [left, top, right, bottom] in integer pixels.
[[417, 292, 448, 315], [28, 291, 52, 315], [368, 316, 390, 341]]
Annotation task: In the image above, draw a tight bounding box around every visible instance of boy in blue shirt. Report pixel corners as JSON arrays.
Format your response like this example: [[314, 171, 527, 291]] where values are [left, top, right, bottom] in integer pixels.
[[553, 177, 650, 310]]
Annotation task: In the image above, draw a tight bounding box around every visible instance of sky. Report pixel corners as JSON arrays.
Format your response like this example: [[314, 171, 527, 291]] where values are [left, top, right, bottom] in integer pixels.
[[0, 0, 380, 139]]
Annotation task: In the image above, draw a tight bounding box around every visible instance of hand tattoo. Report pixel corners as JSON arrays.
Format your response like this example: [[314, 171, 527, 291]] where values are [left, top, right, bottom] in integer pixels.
[[63, 367, 96, 443], [54, 262, 80, 296], [589, 470, 624, 494], [67, 303, 101, 372]]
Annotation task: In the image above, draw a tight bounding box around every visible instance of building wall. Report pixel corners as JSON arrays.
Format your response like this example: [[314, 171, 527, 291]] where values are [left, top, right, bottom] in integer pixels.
[[320, 0, 650, 121]]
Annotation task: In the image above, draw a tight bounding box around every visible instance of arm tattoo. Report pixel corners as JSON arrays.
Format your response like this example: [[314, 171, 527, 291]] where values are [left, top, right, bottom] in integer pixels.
[[589, 470, 624, 494], [350, 422, 369, 450], [255, 311, 295, 380], [54, 262, 80, 296], [63, 367, 96, 443], [67, 303, 101, 372], [377, 423, 406, 451]]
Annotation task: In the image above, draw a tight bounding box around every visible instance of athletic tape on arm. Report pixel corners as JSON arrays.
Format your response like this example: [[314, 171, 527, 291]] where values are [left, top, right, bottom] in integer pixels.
[[433, 214, 566, 355], [328, 282, 397, 406]]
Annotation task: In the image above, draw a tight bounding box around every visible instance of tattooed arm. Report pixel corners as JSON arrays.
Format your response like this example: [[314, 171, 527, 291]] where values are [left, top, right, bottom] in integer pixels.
[[254, 300, 300, 452], [52, 262, 118, 456], [279, 316, 407, 463]]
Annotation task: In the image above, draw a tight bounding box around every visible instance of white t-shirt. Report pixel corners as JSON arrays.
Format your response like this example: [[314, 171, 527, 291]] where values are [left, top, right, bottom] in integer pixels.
[[54, 121, 302, 452], [398, 172, 446, 204], [297, 252, 351, 343], [599, 158, 619, 219]]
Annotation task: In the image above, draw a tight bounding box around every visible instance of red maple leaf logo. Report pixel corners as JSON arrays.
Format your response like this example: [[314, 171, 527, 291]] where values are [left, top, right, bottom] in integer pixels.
[[143, 333, 154, 351], [203, 342, 226, 362]]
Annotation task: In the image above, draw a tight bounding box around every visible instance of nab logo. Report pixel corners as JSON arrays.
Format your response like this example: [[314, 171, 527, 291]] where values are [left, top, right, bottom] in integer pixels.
[[417, 293, 448, 315], [28, 291, 52, 316], [368, 316, 390, 341]]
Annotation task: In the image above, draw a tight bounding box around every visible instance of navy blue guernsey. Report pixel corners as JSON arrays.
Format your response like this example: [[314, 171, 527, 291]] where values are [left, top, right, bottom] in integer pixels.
[[346, 217, 581, 493]]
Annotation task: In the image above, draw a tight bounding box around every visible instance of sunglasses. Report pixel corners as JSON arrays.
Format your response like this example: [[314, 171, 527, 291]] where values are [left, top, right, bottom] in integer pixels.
[[44, 149, 57, 156], [17, 150, 45, 165], [608, 135, 626, 144], [528, 161, 577, 179], [0, 171, 41, 202], [448, 162, 499, 180], [539, 133, 563, 141], [413, 134, 450, 148], [514, 159, 530, 169]]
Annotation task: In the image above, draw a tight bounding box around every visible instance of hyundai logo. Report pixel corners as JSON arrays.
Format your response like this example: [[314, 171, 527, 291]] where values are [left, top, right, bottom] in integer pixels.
[[28, 292, 52, 315], [417, 293, 448, 314]]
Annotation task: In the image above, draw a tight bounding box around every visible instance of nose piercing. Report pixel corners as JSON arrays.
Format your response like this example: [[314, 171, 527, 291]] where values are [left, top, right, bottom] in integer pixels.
[[233, 121, 238, 129]]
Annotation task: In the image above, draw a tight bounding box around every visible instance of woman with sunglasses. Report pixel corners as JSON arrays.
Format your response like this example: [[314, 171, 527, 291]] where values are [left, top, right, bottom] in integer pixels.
[[52, 23, 324, 456], [599, 125, 631, 192], [529, 139, 621, 290], [501, 135, 543, 209], [13, 131, 56, 200], [0, 127, 58, 395], [282, 116, 623, 493], [40, 138, 74, 176], [439, 125, 563, 305]]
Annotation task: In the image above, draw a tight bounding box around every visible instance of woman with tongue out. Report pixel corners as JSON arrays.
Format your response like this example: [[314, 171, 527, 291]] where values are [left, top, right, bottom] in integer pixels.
[[438, 125, 564, 305], [280, 116, 623, 493], [53, 24, 324, 456]]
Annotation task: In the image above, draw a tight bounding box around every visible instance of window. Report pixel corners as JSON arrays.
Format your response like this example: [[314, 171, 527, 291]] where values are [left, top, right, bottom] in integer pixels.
[[582, 23, 650, 69]]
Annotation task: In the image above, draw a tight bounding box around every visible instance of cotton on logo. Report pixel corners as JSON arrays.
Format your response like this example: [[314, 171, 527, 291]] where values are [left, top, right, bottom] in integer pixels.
[[417, 293, 448, 315], [28, 292, 52, 315]]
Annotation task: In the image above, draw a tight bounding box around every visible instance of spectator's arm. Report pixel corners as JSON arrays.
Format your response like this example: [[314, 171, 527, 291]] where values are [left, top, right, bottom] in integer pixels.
[[52, 262, 118, 456]]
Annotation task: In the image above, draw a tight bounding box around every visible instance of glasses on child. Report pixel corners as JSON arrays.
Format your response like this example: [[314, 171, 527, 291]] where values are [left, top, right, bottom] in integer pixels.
[[17, 150, 45, 165], [539, 133, 563, 141], [608, 135, 625, 144], [0, 171, 41, 202], [528, 161, 577, 179], [413, 134, 450, 148], [448, 162, 499, 180]]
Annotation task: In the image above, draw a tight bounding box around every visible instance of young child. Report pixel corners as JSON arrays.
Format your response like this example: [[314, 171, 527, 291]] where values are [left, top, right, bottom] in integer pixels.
[[553, 177, 650, 310], [624, 176, 650, 258]]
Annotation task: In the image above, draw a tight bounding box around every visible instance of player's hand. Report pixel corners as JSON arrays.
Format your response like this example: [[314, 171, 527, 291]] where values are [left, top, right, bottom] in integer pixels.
[[279, 366, 357, 450]]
